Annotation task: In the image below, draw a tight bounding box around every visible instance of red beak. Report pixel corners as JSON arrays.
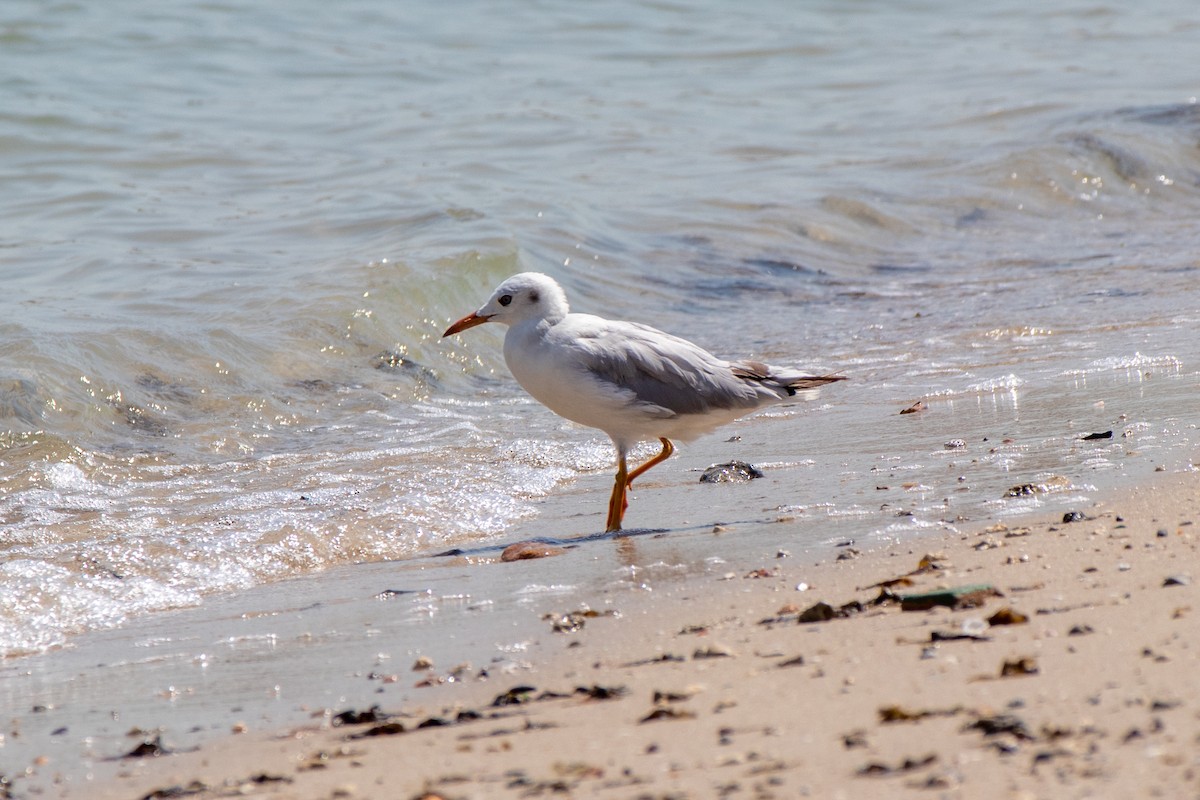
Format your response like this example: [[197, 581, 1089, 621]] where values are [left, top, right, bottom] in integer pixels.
[[442, 312, 492, 337]]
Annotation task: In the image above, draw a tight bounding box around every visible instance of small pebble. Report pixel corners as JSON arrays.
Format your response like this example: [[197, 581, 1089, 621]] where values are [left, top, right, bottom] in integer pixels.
[[699, 461, 763, 483], [500, 541, 567, 561]]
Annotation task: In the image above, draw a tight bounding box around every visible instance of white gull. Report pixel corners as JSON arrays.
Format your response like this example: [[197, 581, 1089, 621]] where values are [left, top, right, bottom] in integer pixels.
[[443, 272, 844, 532]]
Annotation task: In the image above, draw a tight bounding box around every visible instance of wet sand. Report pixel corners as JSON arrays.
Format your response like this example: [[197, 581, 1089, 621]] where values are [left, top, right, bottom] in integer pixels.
[[25, 469, 1195, 800]]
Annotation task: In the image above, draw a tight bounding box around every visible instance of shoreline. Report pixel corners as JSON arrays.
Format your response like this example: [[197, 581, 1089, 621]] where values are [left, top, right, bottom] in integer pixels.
[[14, 468, 1196, 799]]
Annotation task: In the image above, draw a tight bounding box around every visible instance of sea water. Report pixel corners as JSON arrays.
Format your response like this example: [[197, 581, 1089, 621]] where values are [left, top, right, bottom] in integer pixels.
[[2, 0, 1199, 657]]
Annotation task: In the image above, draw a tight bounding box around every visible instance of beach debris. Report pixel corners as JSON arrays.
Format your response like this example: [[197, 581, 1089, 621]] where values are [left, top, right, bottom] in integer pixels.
[[1163, 574, 1191, 587], [911, 771, 959, 791], [987, 607, 1029, 626], [842, 730, 869, 749], [1062, 511, 1086, 523], [411, 656, 434, 672], [836, 547, 861, 560], [332, 706, 388, 726], [864, 553, 948, 591], [348, 722, 406, 738], [374, 588, 421, 599], [301, 746, 364, 772], [1000, 657, 1039, 677], [653, 689, 699, 703], [1142, 647, 1169, 663], [549, 612, 586, 633], [776, 654, 806, 668], [965, 713, 1035, 740], [416, 716, 452, 729], [857, 754, 937, 776], [1081, 430, 1114, 440], [492, 685, 538, 706], [795, 599, 865, 623], [929, 629, 991, 643], [122, 735, 172, 759], [501, 541, 567, 561], [623, 653, 686, 667], [870, 574, 916, 590], [575, 685, 628, 701], [699, 460, 763, 483], [878, 705, 963, 723], [900, 584, 1001, 611], [944, 438, 966, 449], [693, 644, 735, 660], [140, 780, 209, 799], [1068, 624, 1095, 636], [542, 607, 616, 633], [899, 401, 927, 414], [640, 707, 696, 723], [1004, 475, 1070, 498], [413, 674, 446, 688]]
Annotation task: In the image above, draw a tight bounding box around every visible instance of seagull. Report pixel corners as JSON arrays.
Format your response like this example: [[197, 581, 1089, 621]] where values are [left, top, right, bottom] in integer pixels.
[[443, 272, 844, 532]]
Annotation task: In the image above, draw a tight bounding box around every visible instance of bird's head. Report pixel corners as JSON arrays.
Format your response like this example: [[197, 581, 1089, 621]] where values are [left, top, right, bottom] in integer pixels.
[[442, 272, 569, 336]]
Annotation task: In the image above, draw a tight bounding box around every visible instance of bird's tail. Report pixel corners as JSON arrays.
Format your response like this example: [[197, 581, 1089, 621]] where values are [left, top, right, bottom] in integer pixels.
[[731, 362, 847, 397], [781, 372, 846, 393]]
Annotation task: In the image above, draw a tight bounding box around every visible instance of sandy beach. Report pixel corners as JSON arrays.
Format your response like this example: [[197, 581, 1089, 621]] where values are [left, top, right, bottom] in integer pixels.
[[7, 3, 1200, 799], [9, 468, 1188, 800]]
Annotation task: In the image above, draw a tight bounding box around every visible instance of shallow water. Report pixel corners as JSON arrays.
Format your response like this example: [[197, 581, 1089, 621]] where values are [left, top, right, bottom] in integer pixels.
[[2, 0, 1199, 656]]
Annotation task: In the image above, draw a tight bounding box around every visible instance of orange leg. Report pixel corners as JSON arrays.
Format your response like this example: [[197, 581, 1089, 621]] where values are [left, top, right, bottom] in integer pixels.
[[606, 439, 675, 532], [606, 455, 629, 533], [626, 438, 675, 487]]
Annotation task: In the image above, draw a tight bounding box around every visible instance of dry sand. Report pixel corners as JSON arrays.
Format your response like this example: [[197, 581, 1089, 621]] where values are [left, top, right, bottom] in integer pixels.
[[57, 470, 1199, 800]]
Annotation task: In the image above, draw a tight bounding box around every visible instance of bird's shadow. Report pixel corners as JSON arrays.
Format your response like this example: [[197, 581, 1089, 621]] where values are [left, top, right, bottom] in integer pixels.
[[429, 517, 768, 560], [429, 526, 667, 558]]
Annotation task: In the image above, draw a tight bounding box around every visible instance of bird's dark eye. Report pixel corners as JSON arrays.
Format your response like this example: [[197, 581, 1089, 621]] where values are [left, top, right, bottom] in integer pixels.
[[498, 294, 512, 307], [529, 291, 539, 303]]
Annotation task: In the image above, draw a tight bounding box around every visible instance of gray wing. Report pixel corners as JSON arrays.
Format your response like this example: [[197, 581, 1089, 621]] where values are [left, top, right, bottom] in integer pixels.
[[566, 320, 761, 416]]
